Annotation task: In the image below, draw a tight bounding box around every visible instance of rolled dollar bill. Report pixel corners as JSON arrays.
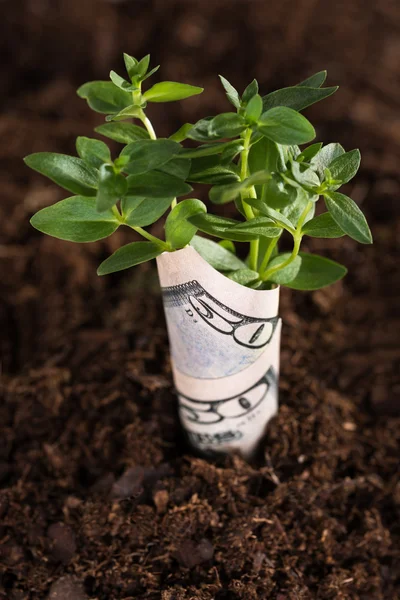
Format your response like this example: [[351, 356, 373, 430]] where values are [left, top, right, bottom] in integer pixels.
[[157, 246, 281, 458]]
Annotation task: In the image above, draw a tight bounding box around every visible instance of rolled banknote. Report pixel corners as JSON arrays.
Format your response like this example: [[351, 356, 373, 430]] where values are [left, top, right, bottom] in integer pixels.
[[157, 246, 281, 457]]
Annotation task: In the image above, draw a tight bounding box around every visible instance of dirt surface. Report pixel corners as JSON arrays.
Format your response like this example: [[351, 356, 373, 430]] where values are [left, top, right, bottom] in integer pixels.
[[1, 1, 400, 598]]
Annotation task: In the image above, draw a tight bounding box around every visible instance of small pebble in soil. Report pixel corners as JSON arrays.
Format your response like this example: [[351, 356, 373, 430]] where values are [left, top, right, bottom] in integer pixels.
[[47, 522, 77, 564], [48, 576, 88, 600], [174, 538, 214, 568]]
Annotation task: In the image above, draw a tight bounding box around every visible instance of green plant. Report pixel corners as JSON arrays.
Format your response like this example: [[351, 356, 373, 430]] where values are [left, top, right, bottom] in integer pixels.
[[25, 54, 372, 290]]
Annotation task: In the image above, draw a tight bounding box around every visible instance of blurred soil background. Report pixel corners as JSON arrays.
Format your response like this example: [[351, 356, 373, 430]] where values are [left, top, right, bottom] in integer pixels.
[[0, 0, 399, 598]]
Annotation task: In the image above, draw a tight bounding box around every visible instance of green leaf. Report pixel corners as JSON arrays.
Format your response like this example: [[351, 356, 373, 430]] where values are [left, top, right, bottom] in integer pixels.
[[122, 196, 172, 227], [97, 241, 163, 275], [282, 188, 315, 226], [244, 197, 296, 231], [179, 140, 242, 159], [127, 171, 192, 198], [143, 81, 203, 102], [209, 171, 271, 204], [24, 153, 98, 197], [302, 212, 345, 238], [158, 157, 191, 180], [310, 143, 345, 178], [77, 81, 131, 114], [267, 254, 302, 285], [245, 94, 263, 122], [137, 55, 151, 78], [95, 122, 149, 144], [242, 79, 259, 104], [190, 235, 247, 271], [297, 71, 327, 88], [219, 76, 240, 109], [96, 164, 128, 212], [165, 199, 207, 249], [327, 149, 361, 186], [289, 161, 320, 190], [30, 196, 120, 242], [188, 213, 258, 242], [262, 174, 298, 209], [284, 253, 347, 290], [142, 65, 160, 82], [297, 142, 323, 163], [123, 53, 138, 79], [169, 123, 194, 142], [226, 268, 260, 286], [109, 70, 137, 92], [105, 104, 142, 122], [187, 117, 217, 142], [258, 107, 316, 145], [76, 137, 111, 170], [120, 139, 181, 175], [324, 192, 372, 244], [218, 240, 236, 254], [188, 156, 240, 185], [209, 113, 247, 139], [248, 137, 280, 198], [262, 85, 337, 113], [230, 217, 282, 238]]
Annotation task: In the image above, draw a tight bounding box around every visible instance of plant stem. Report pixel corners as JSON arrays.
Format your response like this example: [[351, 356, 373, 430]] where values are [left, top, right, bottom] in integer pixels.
[[260, 200, 312, 282], [259, 236, 279, 274], [240, 128, 258, 271], [127, 224, 169, 251]]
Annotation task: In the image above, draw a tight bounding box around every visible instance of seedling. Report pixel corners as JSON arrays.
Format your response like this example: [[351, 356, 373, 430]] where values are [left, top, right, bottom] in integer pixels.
[[25, 53, 372, 290]]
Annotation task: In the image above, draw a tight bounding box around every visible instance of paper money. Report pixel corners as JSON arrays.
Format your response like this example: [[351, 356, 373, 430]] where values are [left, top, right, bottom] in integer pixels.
[[157, 246, 282, 457]]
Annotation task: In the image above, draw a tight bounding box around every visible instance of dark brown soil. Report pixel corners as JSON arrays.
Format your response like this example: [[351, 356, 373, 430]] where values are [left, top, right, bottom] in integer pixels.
[[1, 1, 400, 598]]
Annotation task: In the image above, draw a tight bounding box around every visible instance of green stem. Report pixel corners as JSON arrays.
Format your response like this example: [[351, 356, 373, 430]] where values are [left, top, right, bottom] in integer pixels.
[[259, 236, 279, 274], [260, 200, 312, 282], [127, 224, 169, 251], [240, 128, 258, 271]]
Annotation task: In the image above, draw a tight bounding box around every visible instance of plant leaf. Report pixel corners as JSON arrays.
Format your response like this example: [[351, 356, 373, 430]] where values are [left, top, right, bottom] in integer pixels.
[[310, 143, 345, 178], [242, 197, 296, 231], [324, 192, 372, 244], [158, 157, 191, 180], [282, 188, 315, 226], [226, 268, 260, 286], [169, 123, 194, 142], [95, 122, 149, 144], [24, 153, 98, 197], [120, 139, 181, 175], [297, 71, 327, 88], [127, 171, 192, 198], [296, 142, 323, 163], [165, 199, 207, 249], [262, 174, 298, 209], [97, 241, 163, 275], [258, 107, 316, 145], [188, 156, 240, 185], [284, 252, 347, 290], [242, 79, 259, 104], [123, 53, 138, 79], [77, 81, 132, 114], [109, 70, 137, 92], [245, 94, 263, 122], [190, 235, 247, 271], [96, 164, 128, 212], [143, 81, 203, 102], [302, 212, 345, 238], [327, 149, 361, 186], [76, 137, 111, 169], [209, 113, 247, 139], [188, 213, 258, 242], [209, 171, 271, 204], [267, 254, 302, 284], [231, 217, 282, 238], [187, 117, 217, 142], [219, 76, 241, 109], [262, 85, 337, 113], [122, 196, 172, 227], [30, 196, 119, 242], [179, 140, 242, 159]]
